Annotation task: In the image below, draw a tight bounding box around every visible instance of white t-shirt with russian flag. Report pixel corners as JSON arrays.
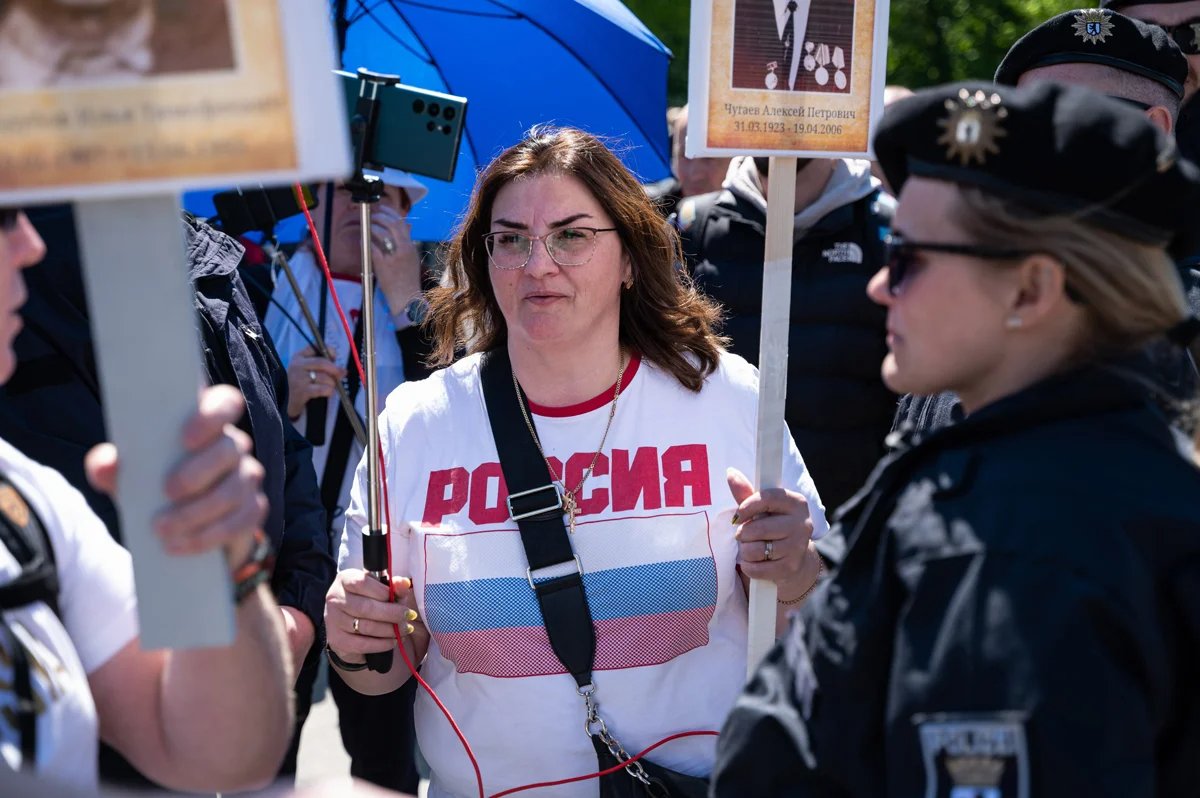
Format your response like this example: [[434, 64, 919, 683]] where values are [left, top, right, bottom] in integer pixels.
[[339, 350, 828, 798]]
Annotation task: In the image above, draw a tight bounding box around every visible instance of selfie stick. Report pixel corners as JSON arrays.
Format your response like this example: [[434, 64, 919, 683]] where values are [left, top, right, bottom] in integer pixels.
[[263, 239, 368, 447], [349, 68, 399, 674]]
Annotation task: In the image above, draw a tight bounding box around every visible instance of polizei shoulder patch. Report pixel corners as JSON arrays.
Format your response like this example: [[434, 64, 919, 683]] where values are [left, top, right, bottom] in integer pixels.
[[915, 713, 1029, 798]]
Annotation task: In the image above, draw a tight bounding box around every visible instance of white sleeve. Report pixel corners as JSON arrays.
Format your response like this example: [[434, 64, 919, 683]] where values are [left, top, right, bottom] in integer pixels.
[[337, 386, 415, 574], [783, 426, 829, 541], [338, 447, 368, 571], [20, 462, 138, 674]]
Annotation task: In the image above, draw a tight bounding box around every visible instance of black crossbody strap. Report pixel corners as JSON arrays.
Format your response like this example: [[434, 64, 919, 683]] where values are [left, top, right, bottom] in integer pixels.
[[479, 349, 596, 687], [0, 474, 62, 769]]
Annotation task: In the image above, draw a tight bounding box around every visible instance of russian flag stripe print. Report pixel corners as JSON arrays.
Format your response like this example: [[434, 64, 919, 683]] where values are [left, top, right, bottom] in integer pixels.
[[422, 511, 719, 678]]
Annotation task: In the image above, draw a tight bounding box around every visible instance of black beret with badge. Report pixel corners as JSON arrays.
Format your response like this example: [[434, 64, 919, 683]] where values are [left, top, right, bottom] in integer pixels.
[[1099, 0, 1200, 57], [872, 80, 1200, 252], [995, 8, 1188, 98]]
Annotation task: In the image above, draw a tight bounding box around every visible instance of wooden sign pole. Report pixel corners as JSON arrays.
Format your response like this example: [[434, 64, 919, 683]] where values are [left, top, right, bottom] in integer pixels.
[[75, 196, 234, 649], [747, 156, 797, 676]]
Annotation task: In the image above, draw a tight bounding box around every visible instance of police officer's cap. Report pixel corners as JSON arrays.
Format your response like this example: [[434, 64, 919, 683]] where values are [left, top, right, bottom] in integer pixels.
[[873, 80, 1200, 250], [995, 9, 1187, 99]]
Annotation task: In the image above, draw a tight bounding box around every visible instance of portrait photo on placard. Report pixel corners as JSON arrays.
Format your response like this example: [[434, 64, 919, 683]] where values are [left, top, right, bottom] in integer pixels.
[[0, 0, 237, 92], [0, 0, 352, 207], [688, 0, 888, 158], [731, 0, 856, 94]]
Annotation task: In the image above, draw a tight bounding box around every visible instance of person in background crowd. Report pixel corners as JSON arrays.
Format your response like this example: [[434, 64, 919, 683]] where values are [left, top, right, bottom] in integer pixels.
[[870, 85, 914, 192], [646, 105, 733, 218], [0, 206, 333, 787], [265, 170, 431, 795], [893, 8, 1200, 434], [1103, 0, 1200, 162], [324, 127, 829, 797], [0, 207, 293, 793], [713, 80, 1200, 796], [676, 153, 895, 513]]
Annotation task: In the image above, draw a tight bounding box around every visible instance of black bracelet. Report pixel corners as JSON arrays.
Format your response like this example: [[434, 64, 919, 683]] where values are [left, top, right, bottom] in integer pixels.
[[325, 645, 368, 672]]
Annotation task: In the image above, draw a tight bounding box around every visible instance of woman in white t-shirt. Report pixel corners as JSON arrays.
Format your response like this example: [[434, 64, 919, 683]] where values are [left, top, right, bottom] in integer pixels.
[[0, 208, 292, 793], [323, 128, 831, 797]]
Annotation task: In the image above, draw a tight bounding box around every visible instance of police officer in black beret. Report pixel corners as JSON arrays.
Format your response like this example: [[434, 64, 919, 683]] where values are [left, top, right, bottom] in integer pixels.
[[712, 80, 1200, 797], [997, 7, 1187, 129], [1101, 0, 1200, 162], [894, 7, 1200, 434]]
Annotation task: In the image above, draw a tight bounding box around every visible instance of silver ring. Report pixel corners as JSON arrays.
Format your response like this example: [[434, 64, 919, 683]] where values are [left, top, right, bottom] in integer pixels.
[[381, 237, 396, 255], [352, 617, 360, 635], [763, 541, 774, 562], [308, 370, 317, 384]]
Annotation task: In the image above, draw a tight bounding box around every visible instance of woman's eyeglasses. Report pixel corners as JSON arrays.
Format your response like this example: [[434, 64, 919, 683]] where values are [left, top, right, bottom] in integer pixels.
[[884, 234, 1032, 296], [484, 226, 617, 270]]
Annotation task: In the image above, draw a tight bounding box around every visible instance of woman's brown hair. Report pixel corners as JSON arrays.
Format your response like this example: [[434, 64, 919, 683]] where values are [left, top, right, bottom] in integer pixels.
[[426, 126, 726, 391]]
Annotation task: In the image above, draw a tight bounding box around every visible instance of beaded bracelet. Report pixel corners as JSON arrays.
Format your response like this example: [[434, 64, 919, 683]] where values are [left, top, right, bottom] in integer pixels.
[[778, 555, 825, 606], [232, 530, 274, 604]]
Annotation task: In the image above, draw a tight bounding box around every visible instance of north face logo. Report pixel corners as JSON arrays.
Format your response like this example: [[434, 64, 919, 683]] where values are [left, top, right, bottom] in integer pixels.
[[822, 242, 863, 264]]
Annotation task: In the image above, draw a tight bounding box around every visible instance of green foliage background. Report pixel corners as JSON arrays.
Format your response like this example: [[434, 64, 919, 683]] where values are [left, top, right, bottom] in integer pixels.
[[622, 0, 1087, 108]]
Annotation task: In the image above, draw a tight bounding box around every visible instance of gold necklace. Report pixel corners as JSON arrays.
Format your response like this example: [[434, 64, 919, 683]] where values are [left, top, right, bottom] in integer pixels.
[[513, 352, 627, 534]]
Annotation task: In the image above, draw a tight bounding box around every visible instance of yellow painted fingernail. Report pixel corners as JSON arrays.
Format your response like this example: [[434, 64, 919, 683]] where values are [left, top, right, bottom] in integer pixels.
[[405, 609, 419, 622], [405, 623, 415, 635], [731, 513, 740, 525]]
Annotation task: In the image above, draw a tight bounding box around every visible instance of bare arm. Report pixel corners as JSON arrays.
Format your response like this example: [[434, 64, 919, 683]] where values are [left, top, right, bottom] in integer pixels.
[[281, 605, 317, 676], [88, 583, 292, 792], [82, 386, 295, 792]]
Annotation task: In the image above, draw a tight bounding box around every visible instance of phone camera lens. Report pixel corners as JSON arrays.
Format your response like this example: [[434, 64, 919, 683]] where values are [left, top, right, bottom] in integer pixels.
[[426, 121, 437, 132], [428, 103, 441, 117], [443, 107, 456, 121], [413, 100, 425, 113]]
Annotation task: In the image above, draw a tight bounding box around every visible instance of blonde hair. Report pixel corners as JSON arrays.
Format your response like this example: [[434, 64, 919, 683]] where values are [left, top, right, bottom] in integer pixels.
[[951, 186, 1189, 361], [427, 127, 726, 391]]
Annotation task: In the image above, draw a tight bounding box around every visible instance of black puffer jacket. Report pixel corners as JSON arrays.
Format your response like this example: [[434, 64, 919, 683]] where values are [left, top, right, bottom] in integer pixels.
[[714, 365, 1200, 797], [678, 169, 896, 511]]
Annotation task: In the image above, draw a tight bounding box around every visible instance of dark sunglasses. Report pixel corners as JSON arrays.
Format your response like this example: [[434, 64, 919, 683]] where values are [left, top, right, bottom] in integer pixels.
[[883, 234, 1032, 296], [1161, 19, 1200, 55], [0, 208, 20, 231]]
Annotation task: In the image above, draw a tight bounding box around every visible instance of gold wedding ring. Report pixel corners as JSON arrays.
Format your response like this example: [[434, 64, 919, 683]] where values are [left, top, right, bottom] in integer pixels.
[[764, 541, 775, 561], [352, 617, 360, 634]]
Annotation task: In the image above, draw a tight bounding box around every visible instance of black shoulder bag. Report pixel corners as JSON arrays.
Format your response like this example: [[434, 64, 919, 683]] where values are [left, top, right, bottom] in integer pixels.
[[479, 350, 709, 798], [0, 475, 61, 772]]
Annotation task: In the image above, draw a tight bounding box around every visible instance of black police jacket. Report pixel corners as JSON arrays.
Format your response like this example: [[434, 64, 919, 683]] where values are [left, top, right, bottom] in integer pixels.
[[0, 207, 334, 635], [713, 365, 1200, 797], [679, 187, 896, 512]]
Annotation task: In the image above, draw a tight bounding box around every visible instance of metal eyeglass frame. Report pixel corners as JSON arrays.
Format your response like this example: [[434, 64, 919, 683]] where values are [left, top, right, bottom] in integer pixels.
[[484, 226, 617, 270]]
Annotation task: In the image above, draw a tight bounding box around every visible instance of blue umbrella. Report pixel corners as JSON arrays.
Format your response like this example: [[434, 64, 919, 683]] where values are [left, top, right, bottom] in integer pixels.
[[186, 0, 672, 243]]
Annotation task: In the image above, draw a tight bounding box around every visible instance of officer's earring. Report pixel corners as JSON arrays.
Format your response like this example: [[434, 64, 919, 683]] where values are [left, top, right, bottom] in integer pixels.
[[1005, 315, 1023, 330]]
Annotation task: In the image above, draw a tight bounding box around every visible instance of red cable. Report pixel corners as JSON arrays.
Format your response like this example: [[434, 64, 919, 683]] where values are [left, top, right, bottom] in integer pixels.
[[296, 186, 488, 798], [490, 730, 720, 798], [295, 185, 716, 798]]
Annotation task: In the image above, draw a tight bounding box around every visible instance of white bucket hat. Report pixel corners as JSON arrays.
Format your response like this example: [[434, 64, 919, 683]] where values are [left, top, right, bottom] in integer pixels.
[[365, 167, 429, 207]]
